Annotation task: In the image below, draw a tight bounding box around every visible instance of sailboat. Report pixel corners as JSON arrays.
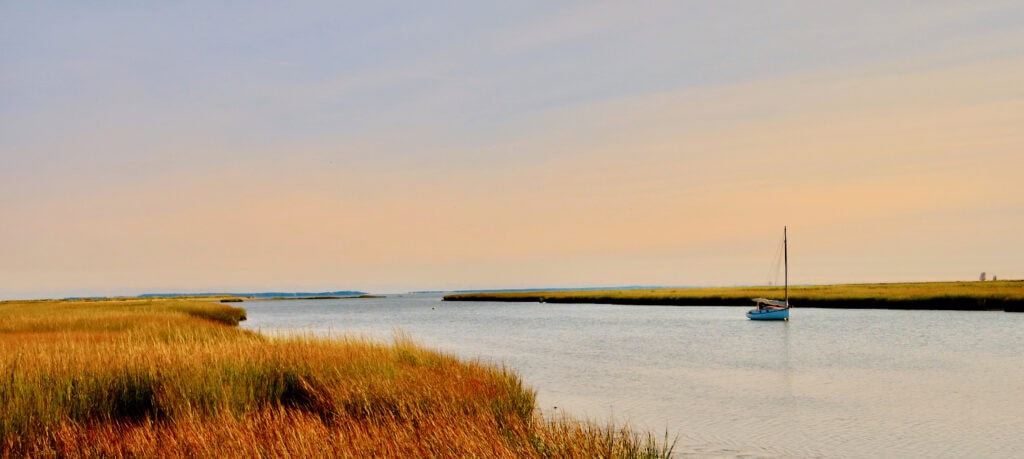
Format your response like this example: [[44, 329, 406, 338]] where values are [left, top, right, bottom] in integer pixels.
[[747, 227, 790, 321]]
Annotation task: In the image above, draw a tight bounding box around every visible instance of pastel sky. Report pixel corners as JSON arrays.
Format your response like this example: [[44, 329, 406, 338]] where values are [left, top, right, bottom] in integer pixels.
[[2, 1, 1022, 298]]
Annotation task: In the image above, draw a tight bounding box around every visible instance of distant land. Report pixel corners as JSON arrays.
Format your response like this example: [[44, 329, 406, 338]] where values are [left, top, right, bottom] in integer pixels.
[[61, 291, 367, 300], [411, 285, 679, 294], [443, 281, 1024, 312]]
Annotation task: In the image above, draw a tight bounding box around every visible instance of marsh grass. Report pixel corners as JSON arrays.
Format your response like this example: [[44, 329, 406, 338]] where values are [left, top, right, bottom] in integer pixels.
[[0, 298, 674, 458], [445, 280, 1024, 310]]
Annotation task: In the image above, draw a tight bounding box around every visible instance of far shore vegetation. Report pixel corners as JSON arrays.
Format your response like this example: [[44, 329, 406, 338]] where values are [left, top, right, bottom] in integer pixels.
[[444, 280, 1024, 311], [0, 297, 675, 457]]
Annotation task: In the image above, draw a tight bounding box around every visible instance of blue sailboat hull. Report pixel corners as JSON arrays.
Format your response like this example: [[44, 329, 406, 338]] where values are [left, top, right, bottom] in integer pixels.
[[747, 308, 789, 320]]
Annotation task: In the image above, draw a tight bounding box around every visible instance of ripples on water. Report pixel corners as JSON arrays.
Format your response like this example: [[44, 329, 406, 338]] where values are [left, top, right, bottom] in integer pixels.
[[241, 295, 1024, 458]]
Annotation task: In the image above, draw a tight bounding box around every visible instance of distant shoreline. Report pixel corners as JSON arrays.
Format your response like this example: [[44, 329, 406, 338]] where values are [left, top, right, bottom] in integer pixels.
[[444, 280, 1024, 312], [253, 294, 385, 301], [138, 290, 366, 299]]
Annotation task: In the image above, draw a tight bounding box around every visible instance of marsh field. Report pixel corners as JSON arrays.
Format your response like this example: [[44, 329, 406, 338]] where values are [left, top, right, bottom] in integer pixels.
[[0, 298, 673, 458], [443, 280, 1024, 311]]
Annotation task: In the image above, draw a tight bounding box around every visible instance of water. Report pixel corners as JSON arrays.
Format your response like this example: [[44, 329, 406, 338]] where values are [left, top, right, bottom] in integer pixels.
[[240, 295, 1024, 458]]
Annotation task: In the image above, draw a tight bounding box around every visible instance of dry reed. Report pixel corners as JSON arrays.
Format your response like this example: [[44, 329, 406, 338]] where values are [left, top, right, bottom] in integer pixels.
[[0, 297, 675, 458]]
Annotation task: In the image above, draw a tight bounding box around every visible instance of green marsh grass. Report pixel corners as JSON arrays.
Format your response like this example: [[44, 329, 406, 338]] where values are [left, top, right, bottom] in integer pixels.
[[0, 297, 675, 457]]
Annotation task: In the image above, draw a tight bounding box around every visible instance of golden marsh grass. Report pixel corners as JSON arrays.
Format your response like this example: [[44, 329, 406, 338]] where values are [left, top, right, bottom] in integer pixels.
[[0, 297, 674, 457]]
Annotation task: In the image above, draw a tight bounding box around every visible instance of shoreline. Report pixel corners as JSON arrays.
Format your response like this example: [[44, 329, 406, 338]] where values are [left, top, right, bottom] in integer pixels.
[[445, 294, 1020, 311], [443, 280, 1024, 312]]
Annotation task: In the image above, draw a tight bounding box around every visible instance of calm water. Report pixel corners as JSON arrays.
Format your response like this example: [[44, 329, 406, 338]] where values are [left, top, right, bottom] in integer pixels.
[[240, 295, 1024, 458]]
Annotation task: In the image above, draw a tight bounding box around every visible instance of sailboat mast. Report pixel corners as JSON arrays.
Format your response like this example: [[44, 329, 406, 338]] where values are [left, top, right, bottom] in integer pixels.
[[784, 226, 788, 305]]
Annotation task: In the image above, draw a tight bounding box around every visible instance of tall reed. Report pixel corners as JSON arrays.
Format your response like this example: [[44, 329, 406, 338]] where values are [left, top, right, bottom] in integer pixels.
[[0, 298, 675, 458]]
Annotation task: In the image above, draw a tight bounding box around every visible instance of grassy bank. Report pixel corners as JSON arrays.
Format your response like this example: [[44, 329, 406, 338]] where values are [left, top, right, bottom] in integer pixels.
[[0, 298, 674, 457], [444, 280, 1024, 311]]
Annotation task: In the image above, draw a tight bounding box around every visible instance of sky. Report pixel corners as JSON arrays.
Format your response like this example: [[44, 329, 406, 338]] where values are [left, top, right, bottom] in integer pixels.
[[2, 1, 1022, 298]]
